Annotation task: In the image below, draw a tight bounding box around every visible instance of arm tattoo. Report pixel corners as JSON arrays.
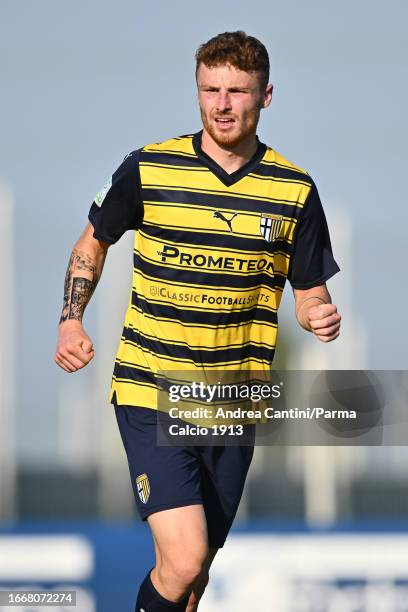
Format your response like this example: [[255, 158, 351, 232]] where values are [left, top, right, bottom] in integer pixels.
[[69, 277, 97, 320], [59, 249, 100, 324]]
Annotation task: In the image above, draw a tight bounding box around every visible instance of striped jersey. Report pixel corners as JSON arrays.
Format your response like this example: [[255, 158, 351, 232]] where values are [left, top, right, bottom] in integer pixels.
[[89, 131, 339, 409]]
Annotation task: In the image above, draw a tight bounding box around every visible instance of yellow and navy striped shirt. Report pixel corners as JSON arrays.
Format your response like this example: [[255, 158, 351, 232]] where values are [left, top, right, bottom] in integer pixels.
[[89, 131, 339, 409]]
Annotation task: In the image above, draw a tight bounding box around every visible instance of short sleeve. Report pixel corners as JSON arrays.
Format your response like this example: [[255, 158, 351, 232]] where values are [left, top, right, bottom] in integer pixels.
[[88, 149, 143, 244], [288, 180, 340, 289]]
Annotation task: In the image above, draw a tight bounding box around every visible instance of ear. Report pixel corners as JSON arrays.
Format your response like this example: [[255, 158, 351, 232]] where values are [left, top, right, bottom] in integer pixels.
[[262, 83, 273, 109]]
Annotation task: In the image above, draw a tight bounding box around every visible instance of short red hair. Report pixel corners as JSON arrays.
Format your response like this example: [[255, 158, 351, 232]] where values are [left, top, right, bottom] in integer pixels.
[[195, 31, 270, 89]]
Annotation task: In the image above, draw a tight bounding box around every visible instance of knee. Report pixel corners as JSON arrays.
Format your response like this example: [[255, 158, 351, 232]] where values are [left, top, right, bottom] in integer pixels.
[[171, 555, 207, 587], [161, 549, 208, 590]]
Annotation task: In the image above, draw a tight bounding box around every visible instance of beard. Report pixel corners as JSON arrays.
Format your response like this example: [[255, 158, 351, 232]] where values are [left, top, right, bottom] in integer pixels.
[[200, 107, 260, 148]]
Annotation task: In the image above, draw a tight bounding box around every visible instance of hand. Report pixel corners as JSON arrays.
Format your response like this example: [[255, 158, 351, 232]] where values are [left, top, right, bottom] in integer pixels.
[[54, 321, 95, 372], [307, 303, 341, 343]]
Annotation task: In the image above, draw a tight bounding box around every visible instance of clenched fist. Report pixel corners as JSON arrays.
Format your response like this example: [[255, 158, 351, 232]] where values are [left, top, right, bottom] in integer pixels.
[[307, 303, 341, 343], [55, 320, 95, 372]]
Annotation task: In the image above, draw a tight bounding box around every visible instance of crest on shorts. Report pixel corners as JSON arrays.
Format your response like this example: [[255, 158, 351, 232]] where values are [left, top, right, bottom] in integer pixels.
[[260, 214, 283, 242], [136, 473, 150, 504]]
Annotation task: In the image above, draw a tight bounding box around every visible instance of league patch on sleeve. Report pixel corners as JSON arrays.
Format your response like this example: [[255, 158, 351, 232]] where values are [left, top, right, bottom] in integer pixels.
[[94, 177, 112, 206]]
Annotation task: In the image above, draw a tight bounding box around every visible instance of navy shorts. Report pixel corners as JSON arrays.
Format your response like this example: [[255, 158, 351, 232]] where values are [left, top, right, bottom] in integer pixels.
[[115, 405, 255, 548]]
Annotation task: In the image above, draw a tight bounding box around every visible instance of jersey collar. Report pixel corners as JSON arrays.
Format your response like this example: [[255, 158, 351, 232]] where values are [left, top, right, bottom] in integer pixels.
[[192, 130, 267, 187]]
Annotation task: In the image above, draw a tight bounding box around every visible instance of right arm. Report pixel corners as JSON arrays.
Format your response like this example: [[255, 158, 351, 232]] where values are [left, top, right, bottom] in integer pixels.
[[56, 149, 142, 372], [54, 222, 110, 372]]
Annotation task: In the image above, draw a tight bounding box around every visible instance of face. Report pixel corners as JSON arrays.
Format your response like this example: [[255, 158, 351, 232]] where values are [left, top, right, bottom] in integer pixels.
[[196, 62, 273, 148]]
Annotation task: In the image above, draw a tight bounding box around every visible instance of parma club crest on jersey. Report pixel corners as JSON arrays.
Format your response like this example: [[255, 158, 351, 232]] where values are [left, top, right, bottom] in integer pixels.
[[260, 214, 283, 242], [136, 473, 150, 504]]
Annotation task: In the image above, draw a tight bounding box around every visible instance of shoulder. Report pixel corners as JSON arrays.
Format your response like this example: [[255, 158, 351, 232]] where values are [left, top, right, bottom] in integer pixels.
[[109, 149, 143, 183], [119, 148, 142, 166], [141, 134, 196, 158], [260, 145, 313, 185]]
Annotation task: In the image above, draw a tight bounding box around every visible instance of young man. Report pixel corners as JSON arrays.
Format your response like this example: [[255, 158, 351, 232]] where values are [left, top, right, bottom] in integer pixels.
[[55, 31, 341, 612]]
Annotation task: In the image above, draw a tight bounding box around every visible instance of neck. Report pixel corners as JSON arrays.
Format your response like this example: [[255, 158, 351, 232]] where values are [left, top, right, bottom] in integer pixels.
[[200, 129, 258, 174]]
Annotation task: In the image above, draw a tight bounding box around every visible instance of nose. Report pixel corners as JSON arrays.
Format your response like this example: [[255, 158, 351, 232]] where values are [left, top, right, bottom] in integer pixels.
[[216, 90, 232, 112]]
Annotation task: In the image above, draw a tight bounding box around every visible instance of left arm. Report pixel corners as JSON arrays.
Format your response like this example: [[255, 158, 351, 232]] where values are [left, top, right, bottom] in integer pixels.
[[294, 284, 341, 342]]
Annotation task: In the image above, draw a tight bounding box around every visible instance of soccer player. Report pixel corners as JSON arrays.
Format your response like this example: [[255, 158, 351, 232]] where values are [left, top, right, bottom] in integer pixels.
[[55, 31, 341, 612]]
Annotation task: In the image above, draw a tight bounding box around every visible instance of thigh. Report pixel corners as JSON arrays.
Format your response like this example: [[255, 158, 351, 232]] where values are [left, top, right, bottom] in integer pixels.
[[115, 405, 204, 520], [199, 436, 255, 548], [148, 504, 209, 563]]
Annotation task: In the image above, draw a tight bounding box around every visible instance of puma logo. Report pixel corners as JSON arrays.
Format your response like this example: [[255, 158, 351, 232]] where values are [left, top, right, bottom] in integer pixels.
[[213, 210, 238, 232]]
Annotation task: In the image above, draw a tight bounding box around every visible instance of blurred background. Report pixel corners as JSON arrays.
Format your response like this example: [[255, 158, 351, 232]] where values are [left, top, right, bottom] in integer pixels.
[[1, 0, 407, 610]]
